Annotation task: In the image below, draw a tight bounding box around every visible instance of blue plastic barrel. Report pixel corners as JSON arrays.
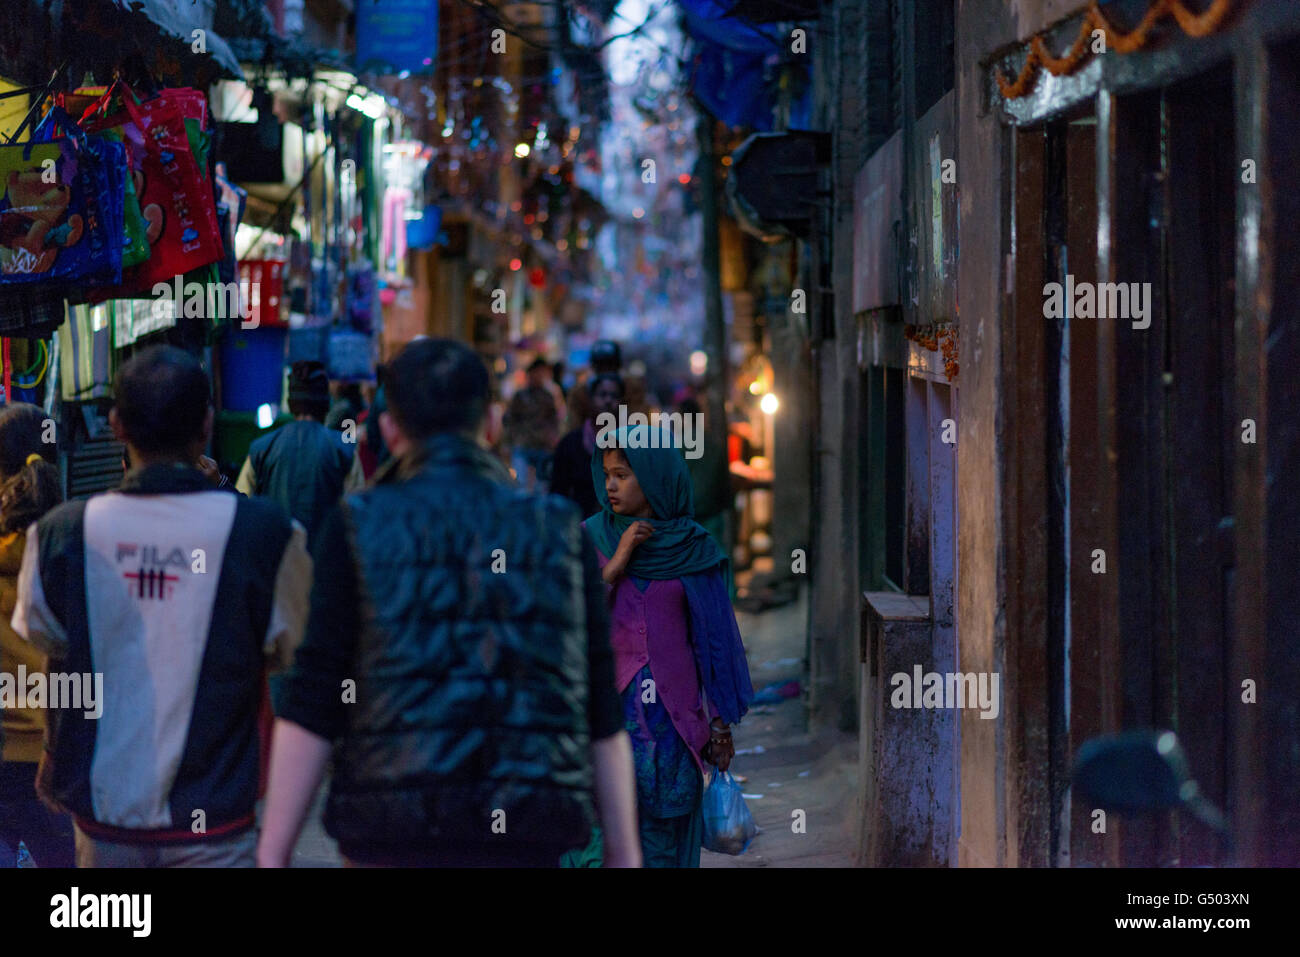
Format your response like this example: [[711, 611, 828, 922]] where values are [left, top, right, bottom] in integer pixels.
[[219, 326, 288, 412]]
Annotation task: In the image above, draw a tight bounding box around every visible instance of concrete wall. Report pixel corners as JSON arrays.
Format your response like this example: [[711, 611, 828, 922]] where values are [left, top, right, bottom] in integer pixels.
[[807, 0, 865, 733], [953, 0, 1020, 867], [1008, 0, 1092, 40]]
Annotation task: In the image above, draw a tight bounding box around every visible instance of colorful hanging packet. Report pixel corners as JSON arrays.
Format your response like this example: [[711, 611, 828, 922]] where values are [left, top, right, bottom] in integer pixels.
[[57, 87, 150, 269], [25, 123, 126, 306], [73, 84, 223, 296], [96, 87, 212, 176], [107, 93, 223, 294], [0, 106, 124, 287]]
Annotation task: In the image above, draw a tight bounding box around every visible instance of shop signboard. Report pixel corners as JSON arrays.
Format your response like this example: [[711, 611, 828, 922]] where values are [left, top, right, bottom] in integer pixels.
[[355, 0, 438, 75]]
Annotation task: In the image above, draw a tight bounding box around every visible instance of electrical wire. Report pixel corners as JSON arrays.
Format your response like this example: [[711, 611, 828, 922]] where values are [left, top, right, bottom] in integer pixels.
[[13, 339, 49, 389], [13, 340, 49, 388]]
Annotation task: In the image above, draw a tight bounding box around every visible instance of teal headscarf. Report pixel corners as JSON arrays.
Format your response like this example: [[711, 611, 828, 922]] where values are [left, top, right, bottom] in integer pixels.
[[586, 425, 726, 580]]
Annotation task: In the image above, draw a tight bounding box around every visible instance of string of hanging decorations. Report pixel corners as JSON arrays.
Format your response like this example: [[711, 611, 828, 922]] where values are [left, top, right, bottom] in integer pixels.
[[996, 0, 1235, 99]]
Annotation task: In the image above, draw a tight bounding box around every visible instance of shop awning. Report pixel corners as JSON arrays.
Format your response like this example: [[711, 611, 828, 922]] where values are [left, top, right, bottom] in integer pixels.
[[104, 0, 244, 80], [677, 0, 810, 131]]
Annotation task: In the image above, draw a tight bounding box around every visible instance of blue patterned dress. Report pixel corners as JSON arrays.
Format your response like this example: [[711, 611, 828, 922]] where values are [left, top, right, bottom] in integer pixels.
[[621, 575, 704, 866]]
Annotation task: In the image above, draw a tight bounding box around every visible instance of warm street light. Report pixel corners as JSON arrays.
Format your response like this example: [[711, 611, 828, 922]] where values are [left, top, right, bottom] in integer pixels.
[[761, 392, 779, 415], [514, 142, 531, 158]]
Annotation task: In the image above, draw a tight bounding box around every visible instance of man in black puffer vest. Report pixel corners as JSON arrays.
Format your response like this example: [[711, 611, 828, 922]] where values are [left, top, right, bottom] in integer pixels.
[[258, 339, 640, 867]]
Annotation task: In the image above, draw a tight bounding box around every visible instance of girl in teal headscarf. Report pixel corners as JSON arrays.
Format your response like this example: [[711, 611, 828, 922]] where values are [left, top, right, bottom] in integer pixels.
[[570, 424, 753, 867]]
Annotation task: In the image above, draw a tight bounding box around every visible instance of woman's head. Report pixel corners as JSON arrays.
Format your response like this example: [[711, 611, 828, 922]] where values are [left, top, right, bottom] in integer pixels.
[[0, 402, 61, 534], [589, 374, 624, 422], [0, 403, 49, 478], [601, 448, 653, 518]]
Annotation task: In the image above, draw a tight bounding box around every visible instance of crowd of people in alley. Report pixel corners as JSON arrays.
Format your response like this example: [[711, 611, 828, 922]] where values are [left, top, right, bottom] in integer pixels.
[[0, 336, 756, 868]]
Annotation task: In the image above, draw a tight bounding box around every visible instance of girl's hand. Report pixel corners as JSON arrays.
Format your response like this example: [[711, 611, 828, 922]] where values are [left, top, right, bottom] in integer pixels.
[[706, 723, 734, 771], [616, 521, 653, 557], [602, 522, 653, 584]]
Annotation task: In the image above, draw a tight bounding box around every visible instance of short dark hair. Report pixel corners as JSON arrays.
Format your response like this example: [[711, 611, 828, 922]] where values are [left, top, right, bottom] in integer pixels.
[[0, 402, 51, 478], [113, 346, 211, 455], [287, 360, 331, 420], [383, 338, 489, 439], [590, 372, 625, 399]]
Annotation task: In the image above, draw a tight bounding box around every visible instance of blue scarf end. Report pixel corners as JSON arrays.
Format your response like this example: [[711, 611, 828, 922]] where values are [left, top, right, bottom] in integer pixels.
[[683, 569, 754, 725]]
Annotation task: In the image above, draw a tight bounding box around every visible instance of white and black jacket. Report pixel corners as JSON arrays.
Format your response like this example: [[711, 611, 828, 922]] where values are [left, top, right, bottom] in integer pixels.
[[12, 463, 311, 845]]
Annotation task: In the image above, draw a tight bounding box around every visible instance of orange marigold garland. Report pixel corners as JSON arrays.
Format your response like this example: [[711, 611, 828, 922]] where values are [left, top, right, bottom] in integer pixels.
[[996, 0, 1235, 99], [904, 323, 960, 381]]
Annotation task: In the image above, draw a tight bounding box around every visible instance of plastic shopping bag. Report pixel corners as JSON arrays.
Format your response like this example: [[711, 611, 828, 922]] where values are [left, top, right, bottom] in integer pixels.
[[0, 123, 124, 286], [55, 88, 151, 268], [71, 85, 222, 295], [701, 769, 757, 855]]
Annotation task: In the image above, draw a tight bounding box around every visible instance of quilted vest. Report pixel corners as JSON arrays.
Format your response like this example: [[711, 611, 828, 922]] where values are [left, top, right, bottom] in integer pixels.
[[324, 433, 595, 854]]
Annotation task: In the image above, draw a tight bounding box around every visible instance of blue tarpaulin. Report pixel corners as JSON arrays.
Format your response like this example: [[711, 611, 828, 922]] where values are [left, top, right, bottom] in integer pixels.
[[678, 0, 811, 131]]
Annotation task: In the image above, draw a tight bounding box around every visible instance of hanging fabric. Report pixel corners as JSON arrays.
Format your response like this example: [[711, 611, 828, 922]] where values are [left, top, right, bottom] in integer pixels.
[[58, 300, 113, 401], [112, 297, 177, 349]]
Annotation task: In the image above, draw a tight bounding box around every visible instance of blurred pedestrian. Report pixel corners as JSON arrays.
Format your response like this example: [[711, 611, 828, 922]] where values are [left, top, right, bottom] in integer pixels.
[[583, 425, 754, 867], [564, 340, 622, 435], [0, 403, 73, 868], [527, 356, 566, 423], [236, 361, 365, 552], [325, 382, 365, 432], [258, 338, 640, 868], [361, 384, 391, 479], [504, 384, 559, 493], [551, 372, 623, 519], [13, 346, 311, 867], [238, 361, 362, 714]]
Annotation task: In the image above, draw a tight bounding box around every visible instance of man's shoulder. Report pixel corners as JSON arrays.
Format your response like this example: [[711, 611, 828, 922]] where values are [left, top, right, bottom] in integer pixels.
[[36, 498, 89, 536], [247, 426, 282, 459], [25, 498, 89, 565]]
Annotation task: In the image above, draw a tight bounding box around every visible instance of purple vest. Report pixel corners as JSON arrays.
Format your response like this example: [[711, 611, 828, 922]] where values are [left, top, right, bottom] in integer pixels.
[[595, 547, 717, 776]]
